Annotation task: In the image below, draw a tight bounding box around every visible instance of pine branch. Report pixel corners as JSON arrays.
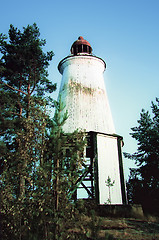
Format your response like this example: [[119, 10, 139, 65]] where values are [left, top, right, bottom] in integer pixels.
[[0, 80, 28, 95], [30, 68, 37, 95], [9, 111, 24, 117]]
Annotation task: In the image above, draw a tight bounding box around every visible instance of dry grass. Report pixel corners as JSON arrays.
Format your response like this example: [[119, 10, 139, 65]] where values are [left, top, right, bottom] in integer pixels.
[[97, 217, 159, 239], [67, 214, 159, 239]]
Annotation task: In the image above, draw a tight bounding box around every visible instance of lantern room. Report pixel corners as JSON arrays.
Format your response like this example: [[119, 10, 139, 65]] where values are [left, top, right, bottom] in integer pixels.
[[71, 36, 92, 55]]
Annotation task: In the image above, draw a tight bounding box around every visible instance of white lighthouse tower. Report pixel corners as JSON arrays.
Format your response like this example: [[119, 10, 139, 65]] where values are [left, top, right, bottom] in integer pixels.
[[58, 37, 127, 204]]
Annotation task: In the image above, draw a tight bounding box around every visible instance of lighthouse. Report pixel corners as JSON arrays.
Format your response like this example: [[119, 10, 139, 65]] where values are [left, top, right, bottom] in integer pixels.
[[58, 37, 127, 204]]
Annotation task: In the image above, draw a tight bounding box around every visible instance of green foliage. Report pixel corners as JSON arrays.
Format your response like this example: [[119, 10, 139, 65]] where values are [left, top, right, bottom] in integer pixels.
[[0, 95, 87, 239], [126, 168, 144, 204], [0, 23, 56, 168], [125, 98, 159, 210], [42, 98, 87, 239], [0, 23, 56, 239], [105, 176, 115, 205], [105, 176, 115, 188]]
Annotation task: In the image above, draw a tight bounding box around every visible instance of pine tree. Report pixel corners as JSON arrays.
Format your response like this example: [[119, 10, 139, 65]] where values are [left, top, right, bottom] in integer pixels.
[[125, 98, 159, 211], [0, 23, 56, 239], [41, 97, 87, 239]]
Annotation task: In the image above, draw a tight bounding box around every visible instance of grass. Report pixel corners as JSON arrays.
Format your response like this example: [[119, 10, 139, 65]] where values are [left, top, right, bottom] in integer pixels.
[[67, 214, 159, 239]]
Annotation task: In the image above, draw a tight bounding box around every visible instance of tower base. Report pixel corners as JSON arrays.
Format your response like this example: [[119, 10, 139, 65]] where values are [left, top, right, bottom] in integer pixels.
[[76, 131, 127, 205]]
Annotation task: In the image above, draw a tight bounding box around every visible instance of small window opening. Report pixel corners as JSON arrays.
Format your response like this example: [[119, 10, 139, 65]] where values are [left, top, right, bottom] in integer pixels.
[[83, 45, 87, 53], [78, 45, 82, 53]]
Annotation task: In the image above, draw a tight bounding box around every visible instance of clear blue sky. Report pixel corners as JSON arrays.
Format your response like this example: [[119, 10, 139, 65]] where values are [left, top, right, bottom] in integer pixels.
[[1, 0, 159, 178]]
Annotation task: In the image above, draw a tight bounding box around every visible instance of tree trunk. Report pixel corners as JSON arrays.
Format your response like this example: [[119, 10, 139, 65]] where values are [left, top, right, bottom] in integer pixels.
[[18, 78, 22, 117], [27, 82, 30, 118], [55, 158, 59, 211]]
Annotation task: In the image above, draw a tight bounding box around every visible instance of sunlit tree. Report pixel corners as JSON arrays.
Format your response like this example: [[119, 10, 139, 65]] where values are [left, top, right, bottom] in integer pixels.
[[125, 98, 159, 211]]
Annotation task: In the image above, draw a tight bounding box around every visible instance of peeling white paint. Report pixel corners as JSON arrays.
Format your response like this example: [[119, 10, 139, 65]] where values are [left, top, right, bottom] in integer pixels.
[[58, 55, 115, 134]]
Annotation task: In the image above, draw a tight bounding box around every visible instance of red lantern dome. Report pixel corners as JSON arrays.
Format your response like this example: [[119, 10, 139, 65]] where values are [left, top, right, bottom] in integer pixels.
[[71, 36, 92, 55]]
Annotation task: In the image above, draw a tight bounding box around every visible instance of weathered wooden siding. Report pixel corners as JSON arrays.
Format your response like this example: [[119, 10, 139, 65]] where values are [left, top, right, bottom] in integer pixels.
[[58, 55, 115, 134]]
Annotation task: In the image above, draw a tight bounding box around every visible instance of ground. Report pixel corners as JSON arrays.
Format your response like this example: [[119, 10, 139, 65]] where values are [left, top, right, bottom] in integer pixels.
[[69, 214, 159, 240], [96, 216, 159, 239]]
